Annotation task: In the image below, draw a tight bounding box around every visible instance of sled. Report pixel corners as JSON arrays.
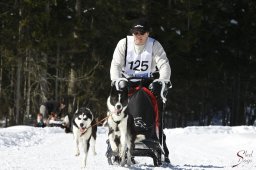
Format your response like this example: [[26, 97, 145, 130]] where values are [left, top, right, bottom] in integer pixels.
[[106, 77, 171, 166]]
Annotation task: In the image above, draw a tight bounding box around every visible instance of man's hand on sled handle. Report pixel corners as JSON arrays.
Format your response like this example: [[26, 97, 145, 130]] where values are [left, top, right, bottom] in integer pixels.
[[152, 79, 172, 103], [112, 78, 128, 91]]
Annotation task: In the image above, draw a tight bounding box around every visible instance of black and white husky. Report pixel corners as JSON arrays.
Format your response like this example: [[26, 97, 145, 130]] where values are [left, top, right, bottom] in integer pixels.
[[106, 79, 135, 166], [72, 107, 97, 168]]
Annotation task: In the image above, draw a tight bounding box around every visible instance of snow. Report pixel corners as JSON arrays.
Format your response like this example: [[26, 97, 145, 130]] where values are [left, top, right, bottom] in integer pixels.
[[0, 125, 256, 170]]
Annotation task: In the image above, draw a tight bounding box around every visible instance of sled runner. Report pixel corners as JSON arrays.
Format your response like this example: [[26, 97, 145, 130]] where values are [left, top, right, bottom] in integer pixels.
[[106, 77, 171, 166]]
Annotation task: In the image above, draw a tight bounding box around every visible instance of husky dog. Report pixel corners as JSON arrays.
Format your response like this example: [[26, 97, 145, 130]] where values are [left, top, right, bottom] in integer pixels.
[[107, 80, 135, 166], [72, 107, 97, 168]]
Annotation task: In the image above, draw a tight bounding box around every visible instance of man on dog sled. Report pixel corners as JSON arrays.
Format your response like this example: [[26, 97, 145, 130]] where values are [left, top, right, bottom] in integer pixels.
[[109, 17, 171, 163]]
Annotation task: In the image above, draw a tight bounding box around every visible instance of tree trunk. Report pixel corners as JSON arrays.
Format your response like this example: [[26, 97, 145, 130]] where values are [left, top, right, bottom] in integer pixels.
[[75, 0, 81, 17], [230, 73, 245, 126], [67, 66, 76, 113], [0, 48, 3, 122], [15, 57, 22, 124], [0, 48, 2, 95], [25, 49, 31, 119], [55, 43, 60, 101], [9, 66, 15, 125], [40, 52, 48, 102]]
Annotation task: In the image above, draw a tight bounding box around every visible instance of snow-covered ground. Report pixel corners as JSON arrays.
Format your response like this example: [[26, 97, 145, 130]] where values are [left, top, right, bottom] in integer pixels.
[[0, 125, 256, 170]]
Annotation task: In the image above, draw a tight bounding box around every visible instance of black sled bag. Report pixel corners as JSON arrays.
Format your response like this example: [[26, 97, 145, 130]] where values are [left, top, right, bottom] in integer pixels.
[[126, 87, 159, 139]]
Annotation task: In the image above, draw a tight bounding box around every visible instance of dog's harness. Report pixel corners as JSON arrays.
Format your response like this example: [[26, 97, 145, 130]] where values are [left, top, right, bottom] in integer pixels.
[[78, 109, 128, 136], [111, 116, 120, 124], [110, 113, 128, 125]]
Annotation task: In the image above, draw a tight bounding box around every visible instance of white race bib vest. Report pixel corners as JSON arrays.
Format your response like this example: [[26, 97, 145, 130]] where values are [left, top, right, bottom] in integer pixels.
[[124, 36, 154, 78]]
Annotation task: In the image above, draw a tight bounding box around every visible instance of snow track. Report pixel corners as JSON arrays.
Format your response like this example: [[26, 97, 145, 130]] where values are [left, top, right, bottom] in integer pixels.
[[0, 126, 256, 170]]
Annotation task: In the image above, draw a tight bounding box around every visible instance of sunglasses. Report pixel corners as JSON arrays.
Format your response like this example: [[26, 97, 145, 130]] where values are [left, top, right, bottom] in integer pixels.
[[133, 31, 146, 36]]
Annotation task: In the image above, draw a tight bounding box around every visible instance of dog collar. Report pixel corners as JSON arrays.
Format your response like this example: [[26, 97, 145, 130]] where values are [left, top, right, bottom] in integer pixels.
[[110, 113, 128, 124], [111, 115, 121, 124]]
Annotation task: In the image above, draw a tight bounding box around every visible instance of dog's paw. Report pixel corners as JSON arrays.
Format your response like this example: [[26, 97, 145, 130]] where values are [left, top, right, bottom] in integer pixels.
[[120, 159, 126, 167], [126, 158, 133, 166], [135, 134, 146, 142], [80, 162, 86, 169], [80, 165, 86, 170], [75, 152, 80, 156], [91, 146, 97, 155]]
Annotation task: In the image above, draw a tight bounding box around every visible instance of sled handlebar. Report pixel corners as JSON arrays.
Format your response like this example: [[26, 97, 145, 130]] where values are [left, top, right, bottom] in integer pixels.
[[153, 79, 172, 103], [115, 77, 172, 103]]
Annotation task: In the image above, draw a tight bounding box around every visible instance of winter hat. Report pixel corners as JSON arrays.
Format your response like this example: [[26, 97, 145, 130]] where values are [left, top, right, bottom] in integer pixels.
[[130, 18, 150, 33]]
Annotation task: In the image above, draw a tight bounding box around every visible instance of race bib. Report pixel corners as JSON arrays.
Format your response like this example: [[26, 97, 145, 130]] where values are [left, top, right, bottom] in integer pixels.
[[124, 36, 154, 78]]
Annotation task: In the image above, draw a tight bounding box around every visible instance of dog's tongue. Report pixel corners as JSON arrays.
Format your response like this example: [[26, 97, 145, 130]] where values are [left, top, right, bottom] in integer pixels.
[[80, 128, 85, 133], [116, 110, 121, 115]]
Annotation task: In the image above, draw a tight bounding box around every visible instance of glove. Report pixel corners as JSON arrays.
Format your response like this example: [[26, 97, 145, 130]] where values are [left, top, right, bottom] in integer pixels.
[[149, 81, 162, 97], [118, 80, 127, 91], [111, 79, 128, 92]]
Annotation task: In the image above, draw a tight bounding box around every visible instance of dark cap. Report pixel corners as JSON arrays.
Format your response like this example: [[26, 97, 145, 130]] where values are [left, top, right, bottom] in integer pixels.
[[130, 18, 150, 33]]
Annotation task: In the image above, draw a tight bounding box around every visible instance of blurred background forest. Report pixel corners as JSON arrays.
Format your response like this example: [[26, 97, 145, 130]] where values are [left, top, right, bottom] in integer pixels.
[[0, 0, 256, 128]]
